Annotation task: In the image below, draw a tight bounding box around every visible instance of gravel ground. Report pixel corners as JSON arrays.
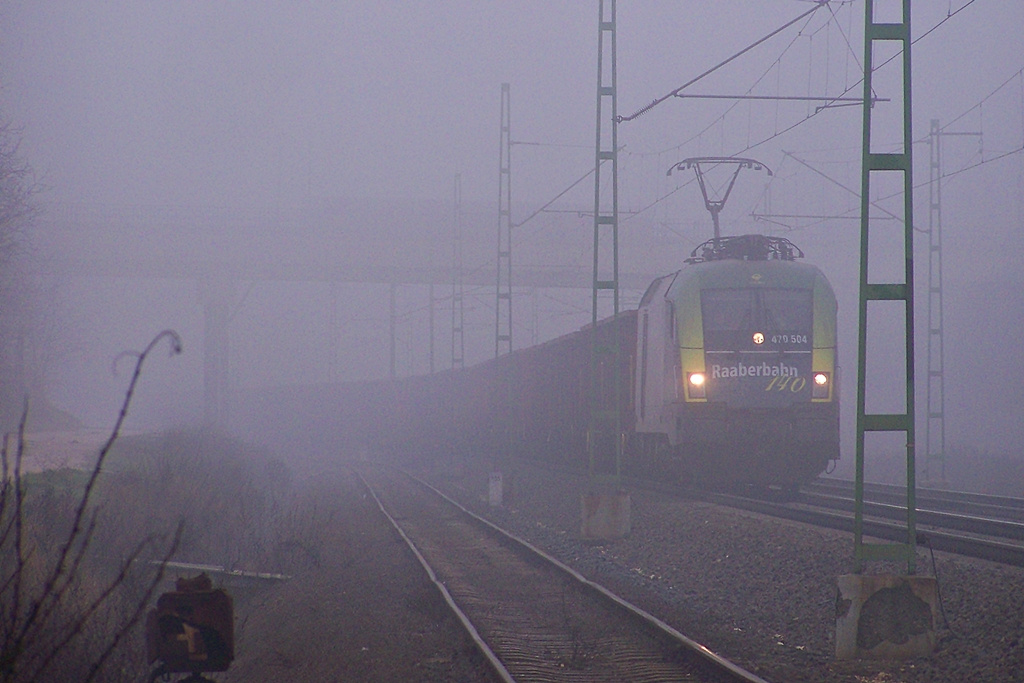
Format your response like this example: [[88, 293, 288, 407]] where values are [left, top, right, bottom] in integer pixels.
[[411, 455, 1024, 683]]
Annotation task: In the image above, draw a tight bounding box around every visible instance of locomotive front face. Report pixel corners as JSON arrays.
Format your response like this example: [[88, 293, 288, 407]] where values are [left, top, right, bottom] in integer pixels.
[[699, 286, 814, 407], [671, 259, 837, 411]]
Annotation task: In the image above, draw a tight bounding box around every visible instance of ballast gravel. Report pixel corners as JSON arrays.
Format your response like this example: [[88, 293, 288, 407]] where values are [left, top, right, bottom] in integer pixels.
[[414, 456, 1024, 683]]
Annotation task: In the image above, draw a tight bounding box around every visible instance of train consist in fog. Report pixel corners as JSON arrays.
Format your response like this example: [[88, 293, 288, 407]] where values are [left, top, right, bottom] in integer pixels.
[[365, 233, 839, 490]]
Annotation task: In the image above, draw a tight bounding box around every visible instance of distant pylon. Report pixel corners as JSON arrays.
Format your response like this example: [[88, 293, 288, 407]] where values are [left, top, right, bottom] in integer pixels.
[[923, 119, 980, 486], [452, 174, 465, 370], [925, 118, 947, 486], [496, 83, 513, 357], [588, 0, 622, 482]]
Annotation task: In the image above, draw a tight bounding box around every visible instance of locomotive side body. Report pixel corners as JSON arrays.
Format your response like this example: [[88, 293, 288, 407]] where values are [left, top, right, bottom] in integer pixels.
[[372, 311, 636, 469], [634, 236, 839, 487], [472, 310, 637, 469]]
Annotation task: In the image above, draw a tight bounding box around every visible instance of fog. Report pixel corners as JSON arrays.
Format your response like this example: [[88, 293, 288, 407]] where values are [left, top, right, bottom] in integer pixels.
[[1, 2, 1022, 473]]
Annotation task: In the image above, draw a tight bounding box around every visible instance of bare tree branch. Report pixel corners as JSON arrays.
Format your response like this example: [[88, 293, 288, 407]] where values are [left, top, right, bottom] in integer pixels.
[[30, 524, 183, 683], [20, 331, 182, 641], [0, 120, 40, 264], [83, 523, 183, 683], [1, 330, 183, 682]]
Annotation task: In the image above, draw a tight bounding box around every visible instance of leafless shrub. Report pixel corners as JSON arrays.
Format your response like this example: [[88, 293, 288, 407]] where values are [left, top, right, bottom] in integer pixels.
[[97, 428, 292, 574], [0, 115, 47, 430], [0, 331, 183, 682], [267, 489, 335, 573]]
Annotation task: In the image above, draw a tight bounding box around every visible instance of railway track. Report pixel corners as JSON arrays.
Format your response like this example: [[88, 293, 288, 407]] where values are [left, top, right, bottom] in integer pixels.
[[358, 465, 771, 683], [804, 478, 1024, 524], [496, 462, 1024, 567], [692, 478, 1024, 567]]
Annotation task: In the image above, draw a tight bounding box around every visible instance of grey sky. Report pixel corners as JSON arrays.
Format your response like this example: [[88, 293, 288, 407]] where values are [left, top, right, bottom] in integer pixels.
[[4, 2, 1019, 208]]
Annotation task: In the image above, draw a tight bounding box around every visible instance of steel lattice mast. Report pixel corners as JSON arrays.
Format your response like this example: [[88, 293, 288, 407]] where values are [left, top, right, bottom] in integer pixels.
[[923, 120, 981, 485], [452, 173, 465, 371], [854, 0, 916, 574], [588, 0, 621, 483], [496, 83, 513, 357], [925, 119, 946, 486]]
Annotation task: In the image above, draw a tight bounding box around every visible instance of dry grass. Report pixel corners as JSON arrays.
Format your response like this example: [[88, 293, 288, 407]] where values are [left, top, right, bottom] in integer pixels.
[[2, 427, 300, 682], [0, 331, 304, 682]]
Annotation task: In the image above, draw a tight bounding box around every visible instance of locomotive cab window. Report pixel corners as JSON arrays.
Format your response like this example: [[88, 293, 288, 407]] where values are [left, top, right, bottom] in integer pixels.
[[701, 289, 755, 333], [701, 288, 812, 350], [761, 289, 813, 332]]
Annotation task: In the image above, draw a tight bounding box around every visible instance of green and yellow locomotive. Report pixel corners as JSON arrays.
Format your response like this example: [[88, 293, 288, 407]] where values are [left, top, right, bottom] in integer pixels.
[[633, 234, 839, 488]]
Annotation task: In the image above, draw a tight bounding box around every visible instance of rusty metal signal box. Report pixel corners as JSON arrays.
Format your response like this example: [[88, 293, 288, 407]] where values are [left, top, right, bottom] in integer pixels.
[[147, 574, 234, 677]]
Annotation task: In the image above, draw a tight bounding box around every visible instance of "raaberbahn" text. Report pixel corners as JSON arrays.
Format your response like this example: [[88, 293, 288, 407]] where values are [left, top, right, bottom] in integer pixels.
[[711, 362, 799, 378]]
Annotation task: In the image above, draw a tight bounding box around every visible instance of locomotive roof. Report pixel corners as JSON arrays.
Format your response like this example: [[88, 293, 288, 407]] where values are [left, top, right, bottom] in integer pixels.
[[676, 256, 828, 292], [685, 234, 802, 263], [638, 258, 829, 310], [637, 235, 835, 309]]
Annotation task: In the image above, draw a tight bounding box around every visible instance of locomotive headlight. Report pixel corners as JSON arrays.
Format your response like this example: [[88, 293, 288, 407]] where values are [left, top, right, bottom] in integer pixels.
[[687, 372, 706, 399], [812, 372, 830, 398]]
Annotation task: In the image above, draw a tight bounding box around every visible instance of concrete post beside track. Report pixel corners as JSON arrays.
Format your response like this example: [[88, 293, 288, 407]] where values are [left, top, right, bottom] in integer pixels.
[[835, 574, 938, 660], [581, 492, 631, 540]]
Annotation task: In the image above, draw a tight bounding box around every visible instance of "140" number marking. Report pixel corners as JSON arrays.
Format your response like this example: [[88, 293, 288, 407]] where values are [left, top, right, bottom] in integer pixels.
[[765, 375, 806, 392]]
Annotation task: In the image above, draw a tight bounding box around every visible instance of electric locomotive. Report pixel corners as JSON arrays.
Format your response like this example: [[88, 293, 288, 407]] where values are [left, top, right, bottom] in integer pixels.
[[632, 234, 838, 488]]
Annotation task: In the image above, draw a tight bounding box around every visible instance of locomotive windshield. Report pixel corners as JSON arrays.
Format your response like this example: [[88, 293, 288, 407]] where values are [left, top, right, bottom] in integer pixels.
[[701, 288, 812, 350], [762, 289, 813, 332], [700, 287, 815, 407]]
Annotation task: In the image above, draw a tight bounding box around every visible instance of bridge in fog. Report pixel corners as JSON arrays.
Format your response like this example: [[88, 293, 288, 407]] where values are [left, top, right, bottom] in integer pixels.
[[56, 258, 659, 289], [56, 256, 661, 425]]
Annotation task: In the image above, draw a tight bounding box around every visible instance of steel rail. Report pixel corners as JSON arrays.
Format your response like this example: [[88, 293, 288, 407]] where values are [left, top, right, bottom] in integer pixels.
[[611, 472, 1024, 567], [799, 492, 1024, 542], [407, 471, 772, 683], [373, 467, 772, 683], [806, 478, 1024, 521], [809, 477, 1024, 508], [704, 492, 1024, 568], [356, 471, 516, 683]]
